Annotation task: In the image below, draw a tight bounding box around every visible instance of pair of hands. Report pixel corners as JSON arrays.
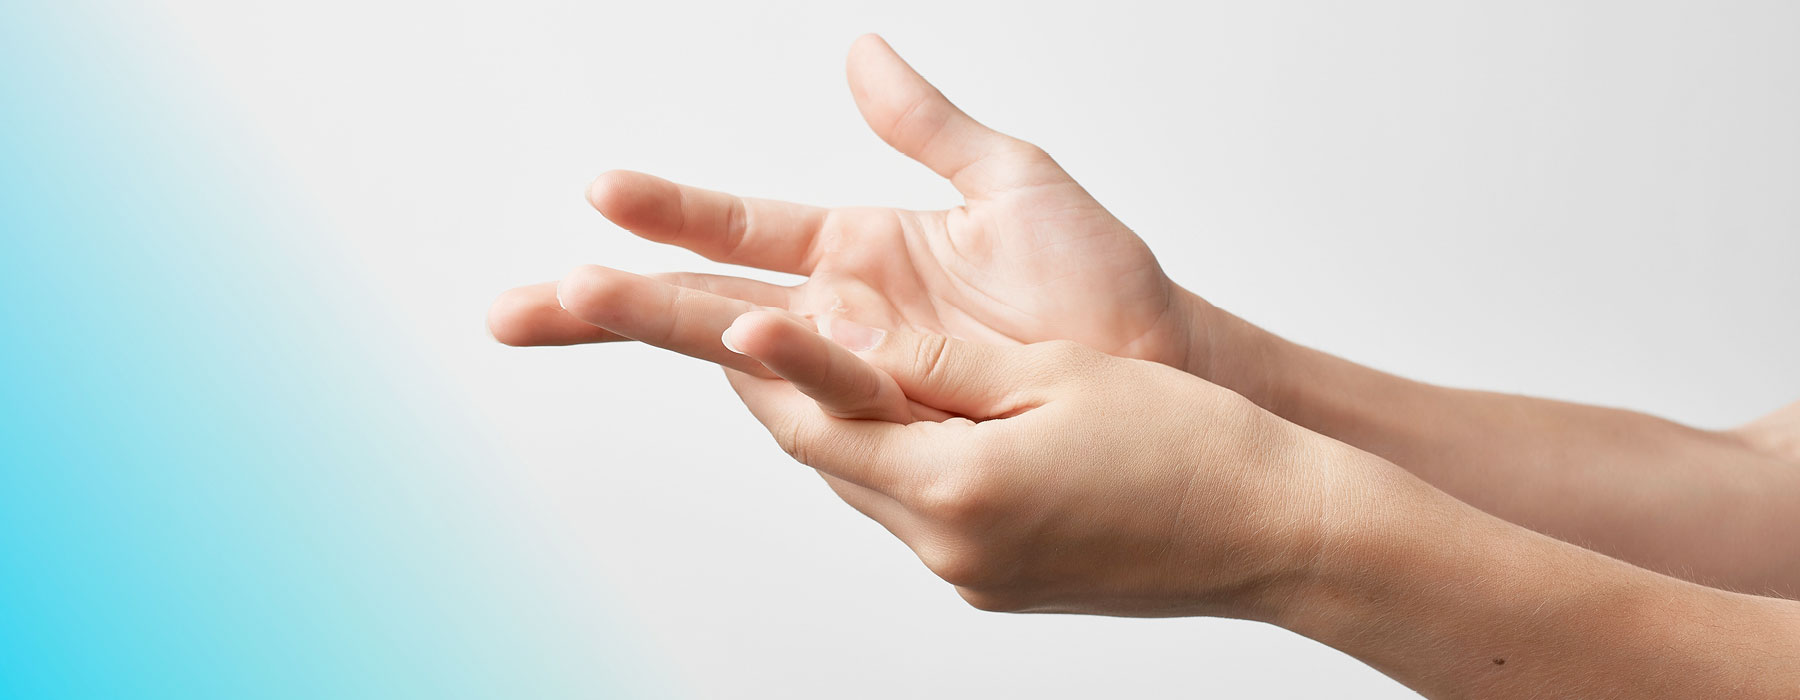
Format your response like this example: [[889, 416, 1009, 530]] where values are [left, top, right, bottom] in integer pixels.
[[489, 35, 1392, 620]]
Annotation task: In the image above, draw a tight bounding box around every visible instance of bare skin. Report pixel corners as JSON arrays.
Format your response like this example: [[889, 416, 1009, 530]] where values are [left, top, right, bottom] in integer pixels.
[[488, 34, 1800, 696], [718, 314, 1800, 698]]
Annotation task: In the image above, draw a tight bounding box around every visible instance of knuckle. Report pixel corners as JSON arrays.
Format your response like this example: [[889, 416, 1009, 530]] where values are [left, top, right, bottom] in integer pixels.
[[911, 466, 995, 529], [648, 287, 688, 345], [844, 374, 890, 414], [1000, 138, 1052, 164], [955, 586, 1024, 613], [717, 197, 750, 261], [919, 540, 992, 589], [910, 333, 953, 384], [988, 140, 1061, 187], [889, 93, 949, 154], [649, 271, 701, 291], [772, 414, 814, 465]]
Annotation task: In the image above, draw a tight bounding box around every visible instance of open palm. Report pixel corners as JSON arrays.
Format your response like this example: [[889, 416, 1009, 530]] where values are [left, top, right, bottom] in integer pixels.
[[490, 35, 1202, 377]]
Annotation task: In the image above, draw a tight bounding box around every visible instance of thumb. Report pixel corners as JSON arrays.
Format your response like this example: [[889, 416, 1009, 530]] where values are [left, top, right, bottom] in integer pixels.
[[845, 34, 1071, 200], [823, 317, 1056, 420]]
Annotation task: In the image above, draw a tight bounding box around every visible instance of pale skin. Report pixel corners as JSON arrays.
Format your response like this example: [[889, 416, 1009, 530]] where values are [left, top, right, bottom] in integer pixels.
[[488, 35, 1800, 697]]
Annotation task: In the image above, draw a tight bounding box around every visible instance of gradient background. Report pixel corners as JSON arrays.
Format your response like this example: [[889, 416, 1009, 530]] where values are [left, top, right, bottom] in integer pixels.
[[3, 1, 1796, 698]]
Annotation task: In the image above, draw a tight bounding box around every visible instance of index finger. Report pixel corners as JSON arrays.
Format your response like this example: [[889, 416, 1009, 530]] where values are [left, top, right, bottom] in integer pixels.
[[556, 265, 786, 378], [589, 170, 830, 275], [488, 272, 794, 347]]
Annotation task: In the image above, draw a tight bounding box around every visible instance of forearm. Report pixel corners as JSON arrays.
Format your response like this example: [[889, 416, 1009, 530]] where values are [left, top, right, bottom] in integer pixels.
[[1277, 455, 1800, 698], [1181, 289, 1800, 595]]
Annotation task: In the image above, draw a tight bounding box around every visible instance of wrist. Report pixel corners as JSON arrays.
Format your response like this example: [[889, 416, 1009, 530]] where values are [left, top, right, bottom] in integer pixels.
[[1271, 453, 1585, 640], [1267, 455, 1771, 694], [1202, 434, 1409, 625], [1274, 469, 1502, 643], [1269, 464, 1552, 690], [1261, 458, 1796, 696], [1174, 287, 1287, 409]]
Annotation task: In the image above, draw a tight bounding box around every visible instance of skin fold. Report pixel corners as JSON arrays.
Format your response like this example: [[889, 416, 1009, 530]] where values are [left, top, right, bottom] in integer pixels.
[[489, 34, 1800, 697]]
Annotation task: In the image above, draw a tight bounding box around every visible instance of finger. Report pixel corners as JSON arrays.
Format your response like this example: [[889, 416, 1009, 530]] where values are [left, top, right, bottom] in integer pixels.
[[721, 310, 912, 423], [725, 368, 949, 493], [823, 318, 1070, 420], [489, 281, 617, 346], [845, 34, 1070, 199], [588, 170, 830, 275], [488, 273, 793, 347], [556, 265, 794, 377]]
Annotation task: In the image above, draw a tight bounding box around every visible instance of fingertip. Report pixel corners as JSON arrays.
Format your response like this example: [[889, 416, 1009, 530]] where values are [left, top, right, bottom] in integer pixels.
[[584, 170, 618, 214], [725, 310, 911, 424], [555, 264, 630, 326], [586, 170, 671, 233], [486, 286, 540, 346], [720, 322, 748, 356], [844, 32, 1016, 193], [846, 33, 908, 98], [489, 281, 630, 347], [848, 33, 890, 60], [721, 309, 799, 360], [553, 264, 591, 309], [585, 170, 632, 209]]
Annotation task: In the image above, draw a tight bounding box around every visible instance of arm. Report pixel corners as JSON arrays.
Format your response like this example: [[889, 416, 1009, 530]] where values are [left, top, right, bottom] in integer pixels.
[[523, 261, 1800, 598], [1187, 294, 1800, 597], [487, 34, 1800, 596], [1295, 453, 1800, 697], [712, 313, 1800, 697]]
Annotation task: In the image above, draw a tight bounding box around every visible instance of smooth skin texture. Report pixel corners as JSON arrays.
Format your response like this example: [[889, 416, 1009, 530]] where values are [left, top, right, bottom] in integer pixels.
[[492, 35, 1800, 597], [490, 34, 1800, 696], [721, 313, 1800, 697], [490, 35, 1194, 365]]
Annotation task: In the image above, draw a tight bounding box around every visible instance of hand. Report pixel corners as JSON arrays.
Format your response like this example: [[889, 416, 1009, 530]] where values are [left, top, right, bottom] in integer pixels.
[[487, 34, 1213, 377], [711, 311, 1800, 696], [712, 309, 1369, 618]]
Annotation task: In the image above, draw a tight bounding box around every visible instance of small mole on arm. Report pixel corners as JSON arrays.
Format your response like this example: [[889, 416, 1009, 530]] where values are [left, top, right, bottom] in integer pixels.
[[1492, 658, 1506, 666]]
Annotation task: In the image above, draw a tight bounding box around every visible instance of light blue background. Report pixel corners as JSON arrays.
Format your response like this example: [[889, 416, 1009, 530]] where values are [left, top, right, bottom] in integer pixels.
[[1, 4, 649, 696]]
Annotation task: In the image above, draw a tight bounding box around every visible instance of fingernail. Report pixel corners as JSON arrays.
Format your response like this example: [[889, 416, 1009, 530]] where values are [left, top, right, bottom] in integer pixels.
[[720, 325, 747, 355], [824, 317, 885, 352]]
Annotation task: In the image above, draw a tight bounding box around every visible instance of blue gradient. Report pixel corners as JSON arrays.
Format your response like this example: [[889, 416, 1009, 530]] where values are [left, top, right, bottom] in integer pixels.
[[2, 5, 646, 697]]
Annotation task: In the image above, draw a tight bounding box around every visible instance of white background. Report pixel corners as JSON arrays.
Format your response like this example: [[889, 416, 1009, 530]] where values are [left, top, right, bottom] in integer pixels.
[[159, 1, 1798, 696]]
